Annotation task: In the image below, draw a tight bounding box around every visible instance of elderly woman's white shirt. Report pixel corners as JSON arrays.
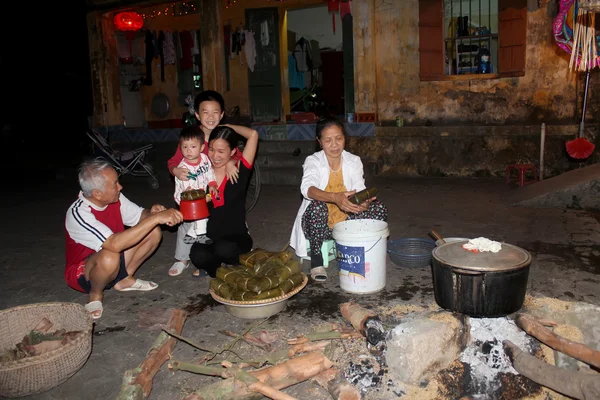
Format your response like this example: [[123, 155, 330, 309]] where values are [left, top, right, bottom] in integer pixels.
[[290, 150, 366, 257]]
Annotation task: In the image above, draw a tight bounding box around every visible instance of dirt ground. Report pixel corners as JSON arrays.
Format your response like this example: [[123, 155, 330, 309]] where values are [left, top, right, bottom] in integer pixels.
[[1, 173, 599, 400]]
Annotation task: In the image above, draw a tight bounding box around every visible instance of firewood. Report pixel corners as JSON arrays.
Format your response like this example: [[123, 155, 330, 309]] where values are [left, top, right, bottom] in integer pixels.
[[515, 313, 600, 369], [503, 340, 600, 400], [340, 302, 386, 351], [220, 329, 272, 352], [288, 340, 331, 357], [287, 331, 362, 345], [116, 309, 188, 400], [181, 351, 333, 400], [312, 368, 361, 400]]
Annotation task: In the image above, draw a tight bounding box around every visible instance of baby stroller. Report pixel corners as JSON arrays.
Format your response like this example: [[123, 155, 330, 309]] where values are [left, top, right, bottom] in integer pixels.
[[86, 129, 160, 189]]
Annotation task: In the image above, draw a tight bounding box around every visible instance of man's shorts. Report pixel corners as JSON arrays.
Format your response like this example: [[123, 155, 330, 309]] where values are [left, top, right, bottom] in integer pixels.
[[70, 253, 129, 294]]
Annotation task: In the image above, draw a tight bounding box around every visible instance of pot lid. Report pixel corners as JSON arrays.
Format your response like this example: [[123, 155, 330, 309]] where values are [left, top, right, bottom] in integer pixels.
[[431, 240, 531, 272]]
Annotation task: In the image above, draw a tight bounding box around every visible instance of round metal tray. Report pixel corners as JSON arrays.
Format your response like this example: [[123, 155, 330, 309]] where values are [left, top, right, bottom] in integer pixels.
[[210, 273, 308, 319]]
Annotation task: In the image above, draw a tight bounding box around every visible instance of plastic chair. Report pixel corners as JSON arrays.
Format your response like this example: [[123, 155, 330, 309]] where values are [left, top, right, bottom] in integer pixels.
[[506, 163, 537, 187], [86, 129, 160, 189], [301, 239, 337, 267]]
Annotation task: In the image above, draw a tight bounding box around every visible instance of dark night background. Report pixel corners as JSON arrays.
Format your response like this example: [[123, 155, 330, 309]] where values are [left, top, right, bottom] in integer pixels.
[[1, 4, 94, 182]]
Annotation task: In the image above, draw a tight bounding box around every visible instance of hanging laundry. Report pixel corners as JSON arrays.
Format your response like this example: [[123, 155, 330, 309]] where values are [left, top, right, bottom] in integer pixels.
[[243, 29, 257, 72], [191, 30, 200, 56], [175, 30, 183, 60], [153, 30, 160, 58], [260, 20, 269, 46], [224, 24, 231, 57], [157, 30, 165, 81], [309, 40, 322, 69], [179, 30, 194, 70], [293, 37, 313, 72], [144, 29, 154, 85], [288, 54, 305, 89], [231, 29, 243, 57], [163, 31, 176, 65]]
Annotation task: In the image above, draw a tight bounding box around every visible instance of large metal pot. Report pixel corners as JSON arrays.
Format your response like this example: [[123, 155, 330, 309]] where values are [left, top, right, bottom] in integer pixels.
[[431, 241, 531, 317]]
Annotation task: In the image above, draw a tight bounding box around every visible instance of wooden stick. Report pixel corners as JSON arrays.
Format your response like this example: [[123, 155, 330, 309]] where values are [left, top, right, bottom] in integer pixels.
[[503, 340, 600, 400], [248, 381, 297, 400], [312, 368, 361, 400], [569, 9, 581, 71], [183, 351, 333, 400], [287, 331, 362, 345], [515, 313, 600, 369], [288, 340, 331, 357], [116, 309, 188, 400], [220, 329, 272, 352]]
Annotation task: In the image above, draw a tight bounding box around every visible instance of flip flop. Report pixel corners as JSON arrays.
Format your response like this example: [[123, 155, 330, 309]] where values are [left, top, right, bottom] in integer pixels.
[[310, 266, 328, 282], [169, 261, 189, 276], [85, 300, 103, 320], [192, 268, 208, 278], [117, 279, 158, 292]]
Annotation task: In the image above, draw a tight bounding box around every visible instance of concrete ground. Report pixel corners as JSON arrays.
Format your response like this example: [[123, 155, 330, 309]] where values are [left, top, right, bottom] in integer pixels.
[[1, 173, 599, 400]]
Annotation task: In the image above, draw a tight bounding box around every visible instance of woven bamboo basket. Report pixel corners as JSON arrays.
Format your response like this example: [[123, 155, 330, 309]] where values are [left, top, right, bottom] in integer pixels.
[[579, 0, 600, 12], [0, 302, 93, 398]]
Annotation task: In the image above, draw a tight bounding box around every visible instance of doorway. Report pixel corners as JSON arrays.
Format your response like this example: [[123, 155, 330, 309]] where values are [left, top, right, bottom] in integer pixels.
[[245, 7, 282, 123], [286, 5, 354, 119]]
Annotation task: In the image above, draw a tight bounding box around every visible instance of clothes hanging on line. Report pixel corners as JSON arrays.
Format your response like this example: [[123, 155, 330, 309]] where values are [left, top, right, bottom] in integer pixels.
[[157, 30, 165, 81], [293, 37, 313, 72], [309, 39, 322, 69], [260, 20, 269, 46], [288, 54, 305, 89], [244, 29, 257, 72], [179, 30, 194, 70], [163, 31, 176, 65]]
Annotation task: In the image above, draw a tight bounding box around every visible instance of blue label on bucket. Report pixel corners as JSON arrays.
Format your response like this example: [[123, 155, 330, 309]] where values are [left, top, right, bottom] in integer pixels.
[[337, 244, 365, 278]]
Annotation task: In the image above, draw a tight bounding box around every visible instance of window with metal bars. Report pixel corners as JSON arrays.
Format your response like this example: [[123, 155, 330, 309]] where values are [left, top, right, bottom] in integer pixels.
[[444, 0, 498, 75], [419, 0, 526, 81]]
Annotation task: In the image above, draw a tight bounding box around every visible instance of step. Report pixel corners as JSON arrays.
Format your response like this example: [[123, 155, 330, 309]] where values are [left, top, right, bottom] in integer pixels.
[[257, 140, 317, 155], [255, 154, 306, 169], [259, 166, 303, 186]]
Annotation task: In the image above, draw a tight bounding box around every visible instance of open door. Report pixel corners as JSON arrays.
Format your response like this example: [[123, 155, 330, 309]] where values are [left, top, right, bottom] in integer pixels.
[[246, 7, 281, 122]]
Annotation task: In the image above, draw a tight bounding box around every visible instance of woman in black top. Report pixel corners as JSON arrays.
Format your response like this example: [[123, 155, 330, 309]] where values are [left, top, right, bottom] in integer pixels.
[[189, 124, 259, 277]]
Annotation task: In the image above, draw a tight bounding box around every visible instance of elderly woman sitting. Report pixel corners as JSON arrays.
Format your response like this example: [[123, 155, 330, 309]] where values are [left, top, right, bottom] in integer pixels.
[[290, 117, 388, 281]]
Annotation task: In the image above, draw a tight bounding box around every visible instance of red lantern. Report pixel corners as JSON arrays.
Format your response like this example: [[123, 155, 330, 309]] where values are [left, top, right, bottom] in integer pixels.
[[114, 12, 143, 63], [113, 12, 144, 32]]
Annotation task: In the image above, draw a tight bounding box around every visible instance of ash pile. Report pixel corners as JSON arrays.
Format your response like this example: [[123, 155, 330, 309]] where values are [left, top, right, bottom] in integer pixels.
[[378, 311, 543, 398]]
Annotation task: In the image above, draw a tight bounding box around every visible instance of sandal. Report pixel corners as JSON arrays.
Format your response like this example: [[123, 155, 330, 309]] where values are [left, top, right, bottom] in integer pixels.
[[192, 268, 209, 278], [85, 300, 103, 320], [310, 266, 328, 282], [169, 261, 189, 276]]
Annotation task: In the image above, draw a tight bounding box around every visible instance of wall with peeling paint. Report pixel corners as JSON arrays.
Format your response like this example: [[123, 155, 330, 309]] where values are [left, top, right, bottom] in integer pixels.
[[359, 0, 599, 125]]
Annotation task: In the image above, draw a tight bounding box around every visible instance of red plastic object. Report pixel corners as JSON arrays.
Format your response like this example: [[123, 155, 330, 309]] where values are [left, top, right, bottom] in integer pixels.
[[291, 112, 318, 124], [113, 12, 144, 32], [180, 198, 210, 221], [506, 164, 538, 187], [566, 137, 595, 160]]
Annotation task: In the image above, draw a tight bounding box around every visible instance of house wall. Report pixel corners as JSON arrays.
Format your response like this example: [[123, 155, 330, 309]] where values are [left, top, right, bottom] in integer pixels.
[[355, 0, 600, 125], [88, 2, 207, 128]]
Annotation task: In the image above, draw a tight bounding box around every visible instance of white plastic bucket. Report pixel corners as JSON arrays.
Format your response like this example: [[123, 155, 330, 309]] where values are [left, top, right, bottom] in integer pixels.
[[332, 219, 390, 294]]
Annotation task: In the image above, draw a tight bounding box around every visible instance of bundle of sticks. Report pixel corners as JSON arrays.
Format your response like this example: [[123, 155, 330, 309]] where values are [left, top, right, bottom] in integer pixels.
[[569, 8, 599, 72]]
